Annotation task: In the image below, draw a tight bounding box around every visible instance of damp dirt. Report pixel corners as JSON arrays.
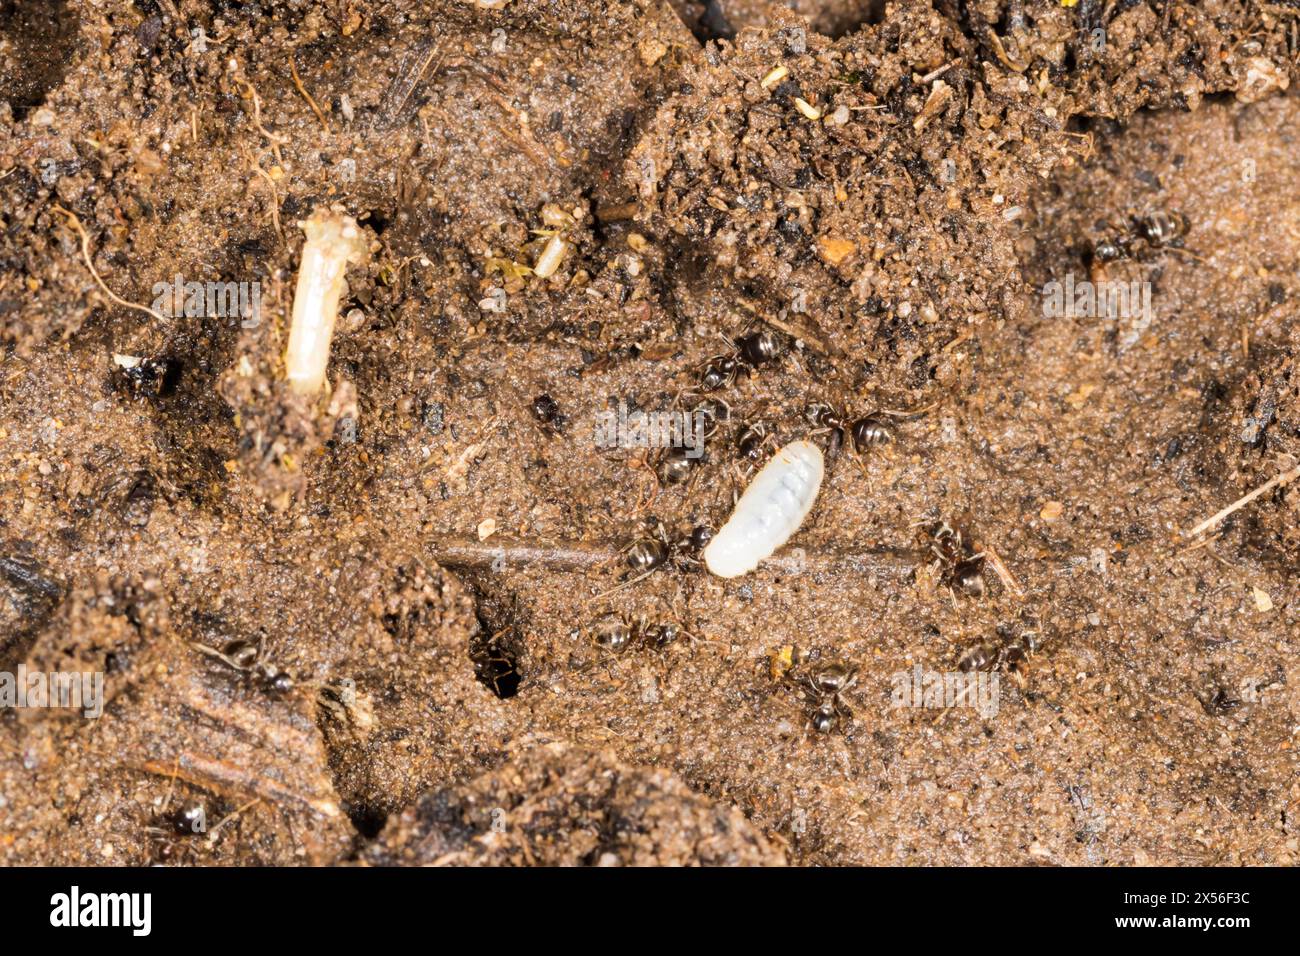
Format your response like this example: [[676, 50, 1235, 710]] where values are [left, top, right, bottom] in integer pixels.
[[0, 0, 1297, 865]]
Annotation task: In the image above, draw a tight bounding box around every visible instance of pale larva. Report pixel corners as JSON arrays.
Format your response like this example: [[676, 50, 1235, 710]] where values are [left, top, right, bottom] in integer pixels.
[[703, 439, 825, 578]]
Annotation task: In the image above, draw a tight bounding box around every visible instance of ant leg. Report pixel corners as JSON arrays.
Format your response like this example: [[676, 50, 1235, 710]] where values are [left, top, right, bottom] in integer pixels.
[[591, 567, 658, 601], [847, 444, 872, 481], [627, 450, 659, 515]]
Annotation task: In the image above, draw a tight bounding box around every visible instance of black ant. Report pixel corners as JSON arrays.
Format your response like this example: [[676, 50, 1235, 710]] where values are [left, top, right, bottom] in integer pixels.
[[146, 802, 210, 863], [654, 397, 726, 487], [697, 328, 788, 392], [112, 354, 180, 398], [657, 445, 703, 486], [805, 402, 897, 470], [1092, 208, 1189, 265], [735, 420, 775, 464], [595, 517, 711, 598], [919, 517, 987, 601], [774, 648, 859, 734], [1198, 684, 1243, 717], [193, 635, 295, 694], [530, 393, 566, 435], [958, 614, 1043, 687], [590, 612, 693, 653]]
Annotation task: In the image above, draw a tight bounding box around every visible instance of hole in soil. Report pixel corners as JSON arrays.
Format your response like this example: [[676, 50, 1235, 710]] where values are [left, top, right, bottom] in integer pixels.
[[363, 209, 392, 236], [686, 0, 736, 43], [346, 803, 390, 839], [469, 618, 523, 699], [672, 1, 887, 43], [811, 0, 887, 39], [0, 0, 80, 121], [465, 583, 527, 699], [465, 580, 530, 697]]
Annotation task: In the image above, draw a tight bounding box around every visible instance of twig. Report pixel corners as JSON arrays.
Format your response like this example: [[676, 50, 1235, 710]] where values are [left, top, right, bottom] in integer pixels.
[[161, 755, 181, 811], [251, 165, 283, 239], [1184, 463, 1300, 538], [982, 545, 1025, 600], [206, 797, 262, 845], [375, 42, 441, 132], [919, 60, 960, 84], [595, 202, 639, 222], [428, 534, 921, 579], [51, 206, 169, 323], [290, 57, 331, 133], [239, 80, 286, 167], [240, 144, 283, 240]]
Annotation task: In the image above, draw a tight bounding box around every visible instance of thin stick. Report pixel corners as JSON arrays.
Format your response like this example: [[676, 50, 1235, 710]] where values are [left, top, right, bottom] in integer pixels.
[[239, 80, 286, 167], [290, 58, 331, 133], [206, 797, 262, 845], [251, 164, 283, 239], [1184, 463, 1300, 538], [431, 536, 629, 573], [161, 755, 181, 811], [982, 545, 1025, 600], [428, 534, 920, 579], [51, 207, 169, 323], [919, 60, 959, 84]]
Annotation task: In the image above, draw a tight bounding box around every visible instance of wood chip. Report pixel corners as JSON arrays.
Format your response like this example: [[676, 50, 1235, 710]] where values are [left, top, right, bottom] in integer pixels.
[[1040, 500, 1064, 521], [1252, 586, 1273, 612], [818, 235, 856, 265]]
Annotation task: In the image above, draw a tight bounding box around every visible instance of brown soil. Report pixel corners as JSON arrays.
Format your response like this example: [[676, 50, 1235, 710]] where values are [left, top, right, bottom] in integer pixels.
[[0, 0, 1297, 865]]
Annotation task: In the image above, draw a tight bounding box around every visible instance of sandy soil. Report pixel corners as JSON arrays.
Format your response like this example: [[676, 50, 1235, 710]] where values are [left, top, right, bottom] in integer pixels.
[[0, 0, 1297, 865]]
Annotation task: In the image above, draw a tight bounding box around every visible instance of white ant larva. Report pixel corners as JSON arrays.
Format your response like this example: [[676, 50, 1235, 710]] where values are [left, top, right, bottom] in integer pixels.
[[703, 439, 824, 579], [284, 206, 369, 397]]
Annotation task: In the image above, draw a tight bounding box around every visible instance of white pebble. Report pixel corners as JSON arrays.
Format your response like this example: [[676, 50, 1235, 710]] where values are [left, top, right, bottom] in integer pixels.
[[703, 440, 824, 579], [478, 287, 507, 312]]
